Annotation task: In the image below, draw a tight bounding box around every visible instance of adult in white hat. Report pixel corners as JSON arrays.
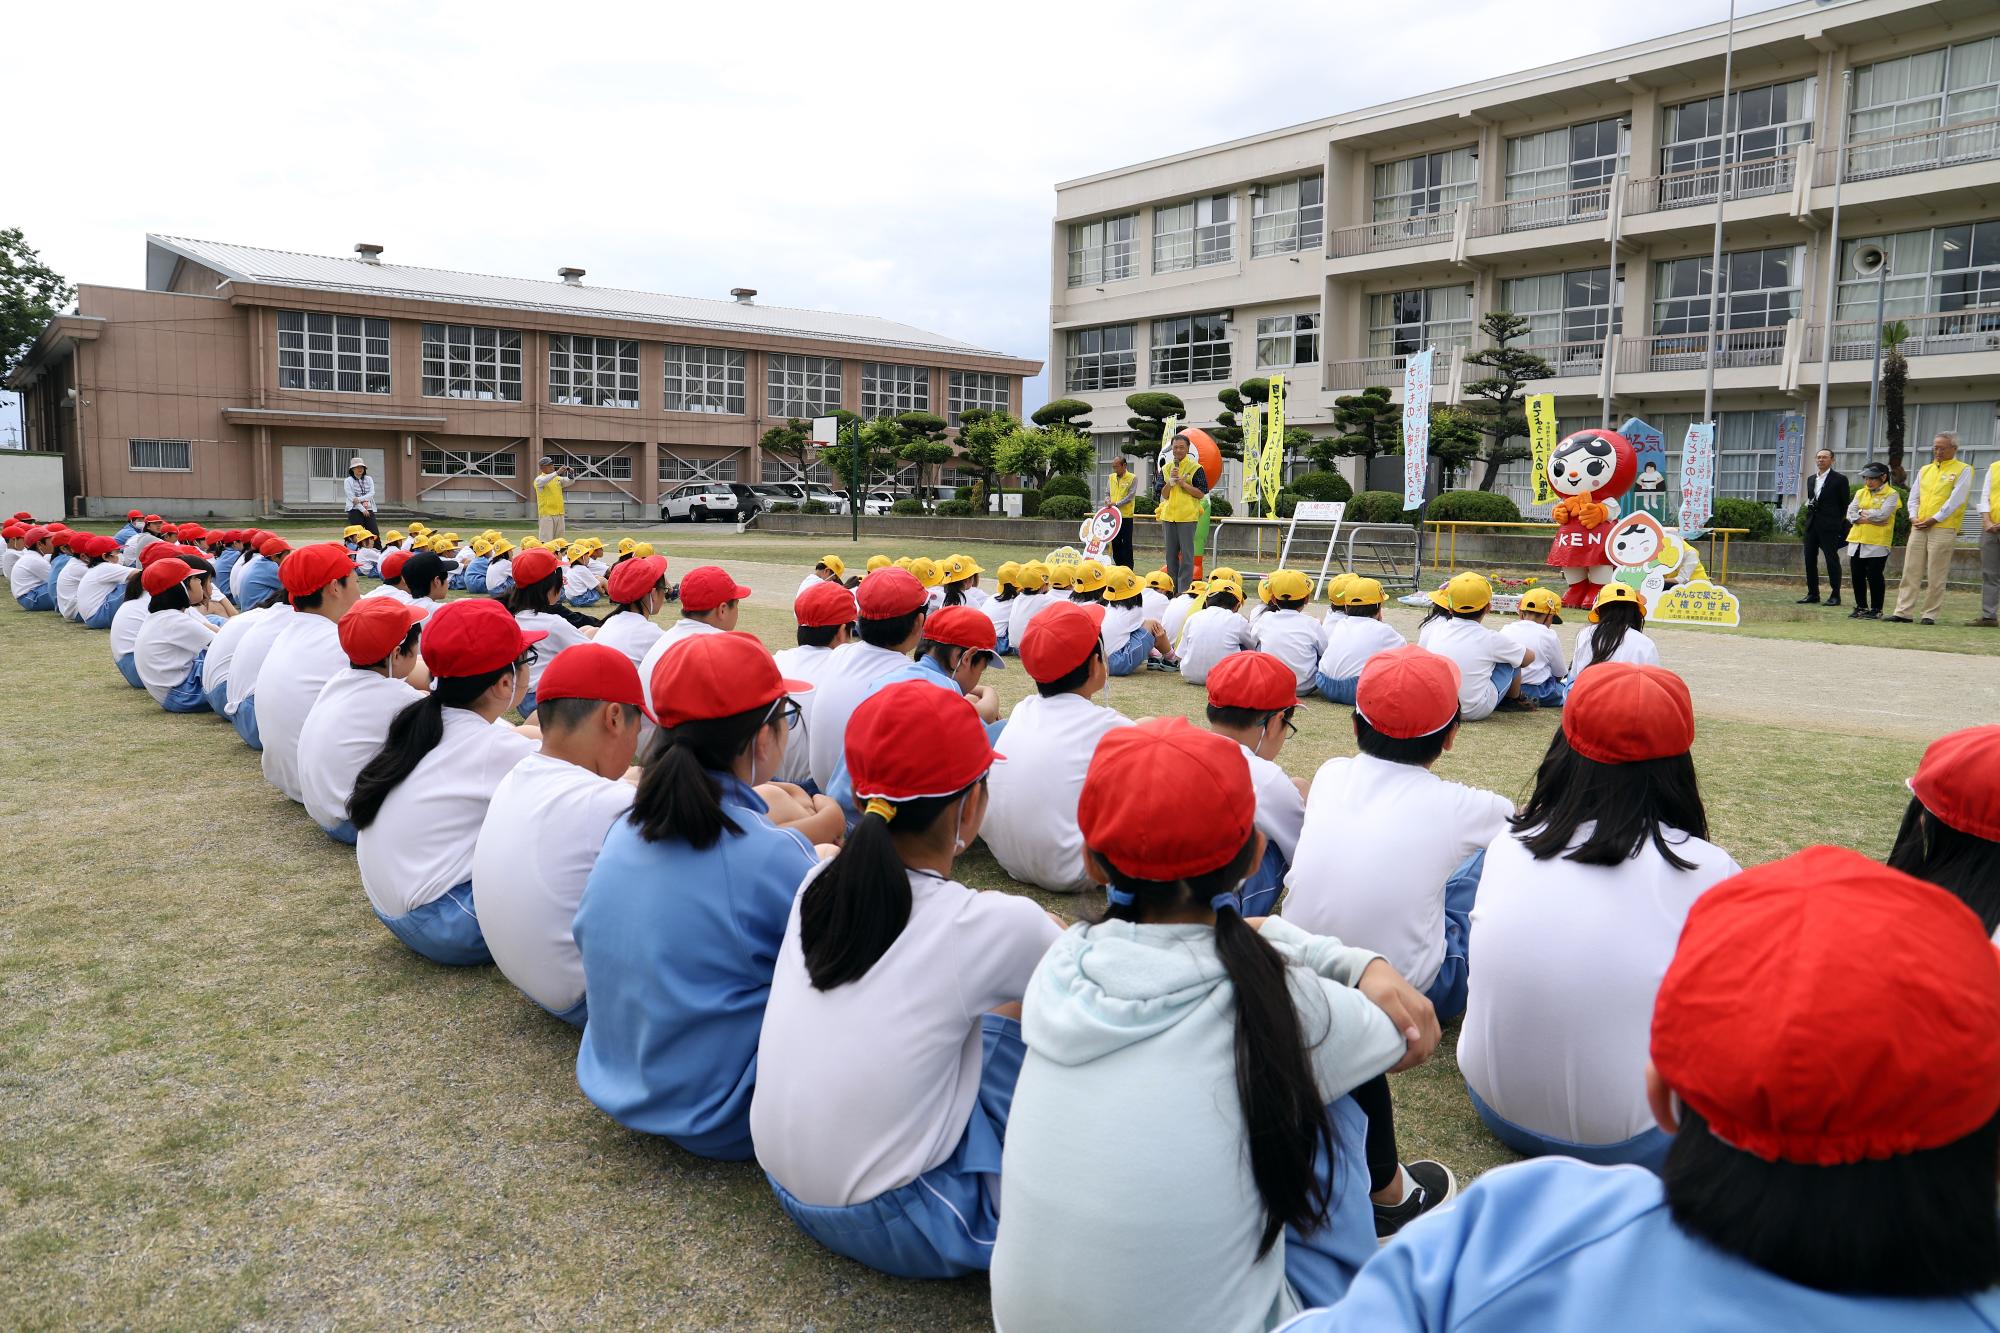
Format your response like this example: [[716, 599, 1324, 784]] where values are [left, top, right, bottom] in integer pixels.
[[344, 457, 380, 539]]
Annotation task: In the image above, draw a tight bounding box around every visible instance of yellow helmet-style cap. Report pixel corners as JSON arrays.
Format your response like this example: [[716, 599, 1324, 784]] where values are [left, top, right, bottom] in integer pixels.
[[471, 537, 493, 557], [1142, 569, 1175, 593], [1429, 571, 1493, 614], [632, 542, 655, 558], [1047, 562, 1077, 589], [941, 553, 985, 583], [1326, 572, 1354, 604], [1339, 576, 1387, 607], [906, 556, 942, 588], [1017, 560, 1052, 592], [1073, 560, 1109, 593], [1519, 586, 1565, 620], [1102, 566, 1144, 602], [866, 554, 893, 572], [383, 529, 404, 544], [1590, 581, 1646, 622], [995, 560, 1022, 588], [617, 537, 637, 555], [1265, 569, 1314, 602], [817, 553, 847, 579]]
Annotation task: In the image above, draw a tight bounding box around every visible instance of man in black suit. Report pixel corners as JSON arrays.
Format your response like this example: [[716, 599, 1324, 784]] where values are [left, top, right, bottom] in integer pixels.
[[1799, 447, 1851, 606]]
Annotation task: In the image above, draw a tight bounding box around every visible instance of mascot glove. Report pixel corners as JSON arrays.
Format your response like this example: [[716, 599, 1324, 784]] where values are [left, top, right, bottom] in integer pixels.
[[1574, 500, 1610, 529]]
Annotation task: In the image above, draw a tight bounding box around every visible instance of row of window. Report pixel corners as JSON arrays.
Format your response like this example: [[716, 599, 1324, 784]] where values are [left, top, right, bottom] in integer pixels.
[[279, 311, 1008, 425], [1066, 174, 1322, 286]]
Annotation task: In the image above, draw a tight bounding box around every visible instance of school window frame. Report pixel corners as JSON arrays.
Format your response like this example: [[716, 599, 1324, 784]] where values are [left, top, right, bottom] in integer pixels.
[[946, 371, 1009, 426], [1848, 36, 2000, 146], [1828, 398, 1999, 481], [547, 449, 634, 482], [1835, 221, 2000, 333], [1153, 194, 1235, 273], [128, 438, 193, 472], [659, 455, 741, 484], [1249, 175, 1325, 257], [419, 322, 524, 401], [1651, 245, 1803, 337], [1066, 213, 1138, 287], [419, 448, 519, 479], [1254, 312, 1320, 369], [860, 362, 930, 419], [277, 310, 391, 394], [1659, 77, 1815, 177], [1065, 325, 1137, 393], [547, 334, 640, 408], [1501, 267, 1624, 362], [1503, 117, 1630, 199], [1366, 285, 1475, 361], [1371, 147, 1478, 221], [767, 353, 843, 418], [661, 343, 746, 415], [1150, 312, 1232, 386]]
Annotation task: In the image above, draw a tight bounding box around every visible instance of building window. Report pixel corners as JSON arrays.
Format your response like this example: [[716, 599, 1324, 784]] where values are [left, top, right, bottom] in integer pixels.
[[547, 335, 640, 408], [662, 344, 746, 414], [660, 455, 740, 483], [1849, 36, 2000, 152], [1255, 313, 1320, 368], [1504, 118, 1629, 198], [861, 362, 930, 418], [947, 371, 1009, 426], [1660, 78, 1814, 187], [128, 438, 192, 471], [1501, 267, 1623, 366], [548, 449, 634, 481], [759, 455, 831, 484], [1151, 313, 1232, 386], [1067, 213, 1138, 287], [1652, 246, 1802, 336], [1250, 175, 1324, 257], [1065, 325, 1137, 393], [1833, 222, 2000, 355], [278, 310, 390, 394], [1154, 194, 1235, 273], [1372, 148, 1477, 220], [420, 323, 523, 401], [1367, 286, 1475, 362], [420, 448, 518, 478], [767, 354, 843, 418], [1831, 398, 1998, 480]]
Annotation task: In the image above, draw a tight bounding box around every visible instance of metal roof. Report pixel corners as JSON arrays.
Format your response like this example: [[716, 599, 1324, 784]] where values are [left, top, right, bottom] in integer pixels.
[[145, 235, 1027, 363]]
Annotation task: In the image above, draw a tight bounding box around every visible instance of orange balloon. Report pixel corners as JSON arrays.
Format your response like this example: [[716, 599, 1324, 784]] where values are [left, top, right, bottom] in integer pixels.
[[1172, 427, 1226, 492]]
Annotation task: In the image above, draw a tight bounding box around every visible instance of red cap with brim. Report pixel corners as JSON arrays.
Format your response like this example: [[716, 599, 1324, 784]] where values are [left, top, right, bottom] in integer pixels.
[[279, 543, 356, 598], [1563, 662, 1694, 764], [337, 599, 429, 664], [647, 631, 810, 729], [378, 549, 411, 581], [511, 548, 560, 587], [536, 641, 644, 708], [794, 579, 860, 628], [1356, 645, 1460, 739], [608, 555, 668, 605], [923, 605, 1003, 667], [846, 680, 1003, 803], [420, 599, 546, 678], [1019, 601, 1106, 683], [141, 558, 195, 595], [678, 566, 752, 614], [1909, 724, 2000, 842], [1207, 650, 1300, 712], [1079, 717, 1256, 880], [856, 567, 927, 619]]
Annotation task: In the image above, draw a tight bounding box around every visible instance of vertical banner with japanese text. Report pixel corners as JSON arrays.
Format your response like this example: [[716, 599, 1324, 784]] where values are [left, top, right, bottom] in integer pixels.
[[1680, 421, 1716, 537], [1773, 411, 1806, 499], [1264, 375, 1287, 513], [1525, 392, 1559, 507], [1401, 347, 1434, 511], [1241, 398, 1262, 511]]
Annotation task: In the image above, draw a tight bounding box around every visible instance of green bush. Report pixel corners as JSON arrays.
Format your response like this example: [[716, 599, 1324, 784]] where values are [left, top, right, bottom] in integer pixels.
[[1016, 488, 1042, 518], [799, 500, 831, 515], [1275, 491, 1301, 518], [1207, 496, 1234, 518], [1133, 494, 1157, 516], [1426, 490, 1521, 523], [890, 497, 925, 517], [936, 499, 977, 517], [955, 484, 977, 502], [1291, 471, 1353, 503], [1041, 475, 1091, 502], [1345, 490, 1418, 525], [1038, 495, 1093, 522], [768, 502, 799, 513], [1709, 497, 1776, 541]]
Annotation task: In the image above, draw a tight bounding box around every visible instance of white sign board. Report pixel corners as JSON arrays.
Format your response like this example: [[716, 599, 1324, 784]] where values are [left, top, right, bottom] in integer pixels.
[[1294, 501, 1347, 523], [811, 416, 839, 448]]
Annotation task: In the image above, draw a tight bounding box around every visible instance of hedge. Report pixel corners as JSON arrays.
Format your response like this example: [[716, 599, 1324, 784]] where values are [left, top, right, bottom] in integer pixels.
[[1038, 495, 1094, 522], [890, 497, 925, 517], [936, 499, 977, 517], [800, 500, 831, 515], [1710, 497, 1776, 541], [1427, 490, 1521, 523], [1041, 475, 1091, 502], [1133, 494, 1158, 516], [1291, 471, 1353, 503], [1345, 490, 1418, 525], [1207, 496, 1234, 517], [768, 502, 799, 513]]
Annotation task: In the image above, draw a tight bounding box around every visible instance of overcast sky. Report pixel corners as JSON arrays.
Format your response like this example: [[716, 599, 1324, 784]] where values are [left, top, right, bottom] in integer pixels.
[[5, 0, 1800, 439]]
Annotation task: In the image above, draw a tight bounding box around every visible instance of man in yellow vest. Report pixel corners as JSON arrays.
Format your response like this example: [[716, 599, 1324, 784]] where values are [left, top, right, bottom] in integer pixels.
[[1104, 456, 1138, 570], [1887, 432, 1972, 624], [1970, 452, 2000, 628], [533, 456, 570, 541], [1155, 436, 1209, 593]]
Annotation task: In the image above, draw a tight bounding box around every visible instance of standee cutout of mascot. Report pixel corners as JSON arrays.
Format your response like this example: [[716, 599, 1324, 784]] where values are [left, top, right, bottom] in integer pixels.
[[1545, 427, 1638, 608]]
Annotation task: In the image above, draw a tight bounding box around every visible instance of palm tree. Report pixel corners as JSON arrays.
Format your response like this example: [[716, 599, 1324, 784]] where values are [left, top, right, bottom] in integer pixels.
[[1881, 321, 1910, 488]]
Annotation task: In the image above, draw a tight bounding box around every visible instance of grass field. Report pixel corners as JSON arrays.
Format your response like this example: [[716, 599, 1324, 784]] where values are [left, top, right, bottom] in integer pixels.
[[1, 525, 1986, 1327]]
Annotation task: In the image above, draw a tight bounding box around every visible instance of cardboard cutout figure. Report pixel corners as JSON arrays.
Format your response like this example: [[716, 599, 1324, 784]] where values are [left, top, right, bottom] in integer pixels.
[[1080, 505, 1122, 560], [1545, 428, 1639, 608]]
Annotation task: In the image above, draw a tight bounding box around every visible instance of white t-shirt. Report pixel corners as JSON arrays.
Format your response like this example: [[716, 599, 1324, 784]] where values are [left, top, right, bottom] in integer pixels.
[[1460, 824, 1740, 1144], [225, 603, 297, 716], [637, 617, 726, 716], [752, 865, 1060, 1206], [1568, 626, 1661, 683], [254, 614, 347, 803], [514, 610, 591, 695], [591, 610, 664, 670], [77, 562, 136, 622], [772, 643, 838, 786], [985, 692, 1134, 892], [1316, 615, 1406, 682], [356, 708, 537, 917], [1243, 744, 1305, 865], [1098, 600, 1148, 659], [1140, 588, 1168, 623], [803, 640, 915, 790], [0, 546, 17, 578], [1503, 620, 1566, 687], [797, 573, 830, 597], [55, 558, 89, 618], [230, 553, 264, 604], [1176, 605, 1256, 684], [473, 751, 634, 1014], [1251, 608, 1327, 693], [362, 582, 411, 604], [1007, 590, 1053, 653], [9, 550, 50, 599], [561, 563, 599, 600], [982, 595, 1015, 642], [298, 668, 426, 831], [485, 557, 512, 589], [204, 604, 273, 698], [1160, 593, 1198, 646], [134, 608, 216, 703], [1284, 752, 1513, 991], [110, 594, 150, 661], [1419, 617, 1528, 722]]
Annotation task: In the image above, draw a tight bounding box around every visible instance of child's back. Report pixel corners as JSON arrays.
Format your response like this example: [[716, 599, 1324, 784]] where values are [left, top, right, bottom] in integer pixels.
[[1252, 607, 1326, 693]]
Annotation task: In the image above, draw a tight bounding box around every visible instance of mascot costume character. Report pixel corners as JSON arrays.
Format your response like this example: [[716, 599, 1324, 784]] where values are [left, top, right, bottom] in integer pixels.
[[1545, 427, 1639, 608]]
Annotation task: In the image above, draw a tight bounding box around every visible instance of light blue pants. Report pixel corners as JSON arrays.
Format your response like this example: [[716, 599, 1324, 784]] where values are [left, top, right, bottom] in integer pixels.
[[486, 579, 513, 599], [115, 652, 144, 689], [205, 681, 230, 715], [84, 595, 123, 630], [374, 881, 491, 967], [518, 689, 537, 721], [1241, 841, 1289, 918], [16, 584, 54, 612], [231, 694, 262, 749], [447, 572, 467, 591], [324, 820, 358, 845], [1520, 677, 1568, 707], [1424, 851, 1483, 1021], [1488, 663, 1518, 703], [768, 1013, 1023, 1278], [1467, 1084, 1672, 1173], [1106, 625, 1153, 676], [160, 652, 212, 713], [542, 994, 588, 1029], [1282, 1095, 1377, 1308], [1316, 672, 1358, 705], [566, 589, 602, 608]]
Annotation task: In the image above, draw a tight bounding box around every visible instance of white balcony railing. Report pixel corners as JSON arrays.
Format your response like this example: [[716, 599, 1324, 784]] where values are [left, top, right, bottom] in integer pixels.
[[1468, 185, 1613, 238], [1625, 153, 1799, 216], [1617, 326, 1789, 375], [1512, 341, 1611, 379], [1328, 208, 1458, 258], [1818, 115, 2000, 185], [1323, 346, 1460, 391], [1805, 308, 2000, 363]]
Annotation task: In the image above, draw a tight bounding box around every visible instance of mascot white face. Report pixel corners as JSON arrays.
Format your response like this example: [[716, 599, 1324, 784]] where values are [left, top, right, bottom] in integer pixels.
[[1606, 512, 1668, 568], [1549, 432, 1621, 498], [1082, 505, 1121, 550]]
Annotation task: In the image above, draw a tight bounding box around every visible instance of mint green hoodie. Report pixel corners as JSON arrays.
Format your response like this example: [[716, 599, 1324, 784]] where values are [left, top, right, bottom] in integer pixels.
[[991, 916, 1406, 1333]]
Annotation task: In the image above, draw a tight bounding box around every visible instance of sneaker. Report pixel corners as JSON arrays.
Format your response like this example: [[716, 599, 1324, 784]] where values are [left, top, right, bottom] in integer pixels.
[[1374, 1160, 1457, 1240], [1795, 595, 1820, 605], [1496, 695, 1539, 712], [1885, 615, 1913, 623], [1861, 609, 1882, 620], [1848, 607, 1867, 619]]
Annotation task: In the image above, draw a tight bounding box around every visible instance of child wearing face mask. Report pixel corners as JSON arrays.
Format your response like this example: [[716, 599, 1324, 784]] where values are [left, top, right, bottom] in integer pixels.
[[132, 557, 222, 711]]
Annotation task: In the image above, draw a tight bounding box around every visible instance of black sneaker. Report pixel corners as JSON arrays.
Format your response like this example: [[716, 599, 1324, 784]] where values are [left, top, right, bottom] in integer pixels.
[[1848, 606, 1867, 619], [1374, 1160, 1457, 1240]]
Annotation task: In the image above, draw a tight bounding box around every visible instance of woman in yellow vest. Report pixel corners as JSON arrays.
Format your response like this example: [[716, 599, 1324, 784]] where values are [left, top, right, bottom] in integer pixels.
[[1887, 432, 1971, 624], [1156, 436, 1209, 593], [1105, 456, 1138, 569], [1843, 462, 1899, 620], [1971, 457, 2000, 628]]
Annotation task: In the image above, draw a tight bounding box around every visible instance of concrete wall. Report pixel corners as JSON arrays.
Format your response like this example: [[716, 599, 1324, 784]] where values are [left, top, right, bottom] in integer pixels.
[[0, 452, 67, 520]]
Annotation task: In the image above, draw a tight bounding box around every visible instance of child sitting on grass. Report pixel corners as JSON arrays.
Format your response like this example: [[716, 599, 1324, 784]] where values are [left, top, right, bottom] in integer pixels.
[[1252, 569, 1328, 695], [1417, 572, 1534, 719], [1203, 651, 1306, 915], [1315, 577, 1404, 705], [1503, 586, 1569, 707], [1568, 582, 1659, 682], [1177, 578, 1256, 685]]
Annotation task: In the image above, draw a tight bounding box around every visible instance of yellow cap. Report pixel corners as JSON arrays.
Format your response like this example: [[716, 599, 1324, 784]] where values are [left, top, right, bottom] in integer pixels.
[[407, 521, 429, 533], [520, 536, 542, 549], [1429, 571, 1493, 614], [1101, 566, 1144, 602], [995, 560, 1022, 589], [1339, 577, 1387, 607], [1518, 586, 1564, 619], [906, 556, 942, 588], [471, 537, 492, 557], [866, 554, 893, 572], [1142, 569, 1175, 593], [1047, 562, 1077, 589], [1046, 546, 1082, 569], [632, 542, 655, 558], [1325, 572, 1353, 604], [617, 537, 636, 555], [1265, 569, 1314, 602], [1187, 579, 1209, 597], [1073, 560, 1109, 593], [383, 529, 404, 544], [1589, 581, 1646, 622], [893, 556, 916, 571], [491, 539, 513, 555], [941, 553, 985, 583], [1257, 579, 1276, 604], [1017, 560, 1052, 592], [817, 553, 847, 579], [1207, 566, 1239, 584]]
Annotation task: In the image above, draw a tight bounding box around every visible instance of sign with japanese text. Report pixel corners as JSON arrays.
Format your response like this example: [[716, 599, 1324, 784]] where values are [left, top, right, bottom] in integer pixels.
[[1402, 348, 1434, 511]]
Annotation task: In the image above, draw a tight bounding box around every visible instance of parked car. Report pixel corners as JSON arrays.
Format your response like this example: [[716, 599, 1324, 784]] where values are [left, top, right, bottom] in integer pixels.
[[661, 481, 761, 522], [755, 481, 851, 514], [863, 490, 898, 516]]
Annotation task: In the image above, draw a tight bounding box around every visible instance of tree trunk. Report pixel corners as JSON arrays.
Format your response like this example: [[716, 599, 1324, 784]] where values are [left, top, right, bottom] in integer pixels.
[[1883, 349, 1908, 489], [1476, 452, 1501, 491]]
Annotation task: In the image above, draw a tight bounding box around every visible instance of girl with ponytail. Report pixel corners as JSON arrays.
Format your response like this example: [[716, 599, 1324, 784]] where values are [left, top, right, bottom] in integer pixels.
[[351, 599, 543, 966], [752, 681, 1059, 1280], [1567, 582, 1660, 683], [573, 631, 822, 1160], [990, 717, 1440, 1333]]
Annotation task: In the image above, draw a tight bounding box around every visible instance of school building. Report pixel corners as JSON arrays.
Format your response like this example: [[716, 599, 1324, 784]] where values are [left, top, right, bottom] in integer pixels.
[[5, 235, 1040, 521], [1050, 0, 2000, 510]]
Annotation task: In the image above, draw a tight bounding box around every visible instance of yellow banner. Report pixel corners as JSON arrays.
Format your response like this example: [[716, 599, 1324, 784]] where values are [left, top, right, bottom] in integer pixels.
[[1265, 375, 1286, 511], [1241, 401, 1262, 510], [1526, 393, 1558, 507]]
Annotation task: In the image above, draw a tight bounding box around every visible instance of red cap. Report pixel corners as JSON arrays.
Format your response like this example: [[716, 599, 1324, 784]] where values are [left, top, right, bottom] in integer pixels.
[[12, 511, 31, 521], [1, 523, 22, 538], [923, 605, 1000, 660], [536, 641, 644, 708], [21, 526, 50, 545], [678, 565, 752, 614], [856, 567, 927, 619], [1206, 650, 1299, 713], [1563, 663, 1694, 765], [337, 598, 429, 664], [85, 534, 117, 558], [1079, 717, 1256, 880], [1019, 601, 1106, 683], [378, 549, 411, 581], [647, 630, 811, 729], [256, 536, 291, 558], [127, 509, 144, 520], [144, 514, 162, 525], [1356, 645, 1461, 739], [846, 680, 1003, 804], [608, 554, 668, 605], [160, 524, 181, 538], [1909, 725, 2000, 842], [279, 543, 356, 598], [1653, 846, 2000, 1165], [138, 542, 184, 567], [794, 579, 859, 628], [141, 557, 195, 595], [180, 525, 207, 541], [420, 598, 547, 678], [511, 547, 560, 587]]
